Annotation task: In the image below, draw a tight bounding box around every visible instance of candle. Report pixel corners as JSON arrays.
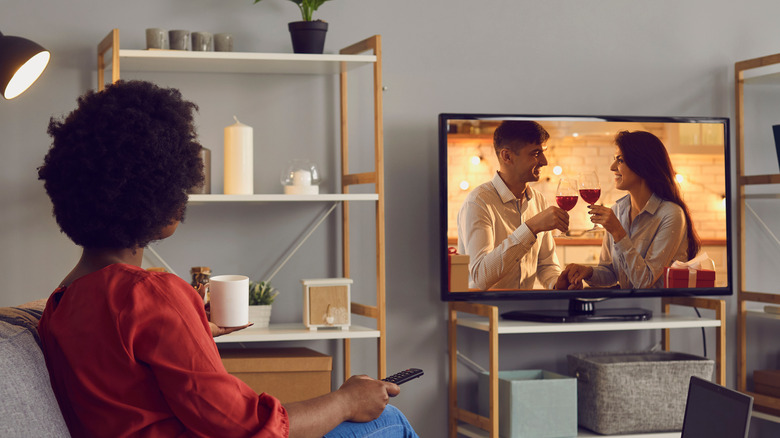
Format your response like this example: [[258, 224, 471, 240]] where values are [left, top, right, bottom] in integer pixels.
[[224, 116, 253, 195], [292, 169, 312, 186]]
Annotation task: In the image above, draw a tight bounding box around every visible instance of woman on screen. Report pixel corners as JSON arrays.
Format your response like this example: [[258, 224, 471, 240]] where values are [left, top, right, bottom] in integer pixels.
[[561, 130, 700, 289]]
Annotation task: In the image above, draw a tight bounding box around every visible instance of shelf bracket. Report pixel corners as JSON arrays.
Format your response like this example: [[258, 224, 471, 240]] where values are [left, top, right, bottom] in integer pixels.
[[261, 201, 341, 283]]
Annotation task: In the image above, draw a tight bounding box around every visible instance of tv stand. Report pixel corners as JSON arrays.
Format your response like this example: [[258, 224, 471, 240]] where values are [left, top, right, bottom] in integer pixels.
[[500, 298, 653, 323], [448, 297, 726, 437]]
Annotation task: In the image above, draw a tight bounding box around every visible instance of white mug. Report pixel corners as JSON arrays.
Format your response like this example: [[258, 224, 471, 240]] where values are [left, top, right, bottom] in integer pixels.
[[209, 275, 249, 327]]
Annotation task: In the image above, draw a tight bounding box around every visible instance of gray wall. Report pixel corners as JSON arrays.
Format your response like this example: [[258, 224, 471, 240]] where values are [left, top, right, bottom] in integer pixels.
[[2, 0, 780, 436]]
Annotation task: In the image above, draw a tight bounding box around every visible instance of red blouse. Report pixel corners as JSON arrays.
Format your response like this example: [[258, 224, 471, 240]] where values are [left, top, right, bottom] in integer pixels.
[[38, 264, 289, 437]]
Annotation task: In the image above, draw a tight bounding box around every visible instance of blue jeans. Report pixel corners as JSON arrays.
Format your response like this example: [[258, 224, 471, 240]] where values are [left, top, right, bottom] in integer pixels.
[[323, 405, 418, 438]]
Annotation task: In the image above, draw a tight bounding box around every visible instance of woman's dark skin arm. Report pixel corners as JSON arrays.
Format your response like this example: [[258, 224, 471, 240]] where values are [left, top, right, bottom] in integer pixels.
[[284, 375, 400, 438]]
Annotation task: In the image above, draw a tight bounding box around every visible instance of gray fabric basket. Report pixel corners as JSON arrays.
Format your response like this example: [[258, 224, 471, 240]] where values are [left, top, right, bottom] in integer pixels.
[[567, 351, 714, 435]]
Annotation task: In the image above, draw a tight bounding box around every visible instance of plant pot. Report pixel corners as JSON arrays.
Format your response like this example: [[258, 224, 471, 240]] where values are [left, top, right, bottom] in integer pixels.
[[248, 304, 272, 328], [288, 20, 328, 54]]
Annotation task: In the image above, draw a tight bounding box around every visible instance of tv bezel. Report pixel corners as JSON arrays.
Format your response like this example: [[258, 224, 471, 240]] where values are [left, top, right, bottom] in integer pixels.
[[439, 113, 732, 302]]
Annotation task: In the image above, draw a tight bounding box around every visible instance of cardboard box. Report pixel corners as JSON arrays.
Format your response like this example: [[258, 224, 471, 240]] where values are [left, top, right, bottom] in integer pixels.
[[754, 369, 780, 416], [663, 267, 716, 288], [477, 370, 577, 438], [448, 250, 470, 292], [220, 347, 332, 404]]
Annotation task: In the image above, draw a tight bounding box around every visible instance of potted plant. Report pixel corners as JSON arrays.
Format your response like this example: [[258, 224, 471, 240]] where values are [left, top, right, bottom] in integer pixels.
[[248, 280, 279, 328], [253, 0, 333, 54]]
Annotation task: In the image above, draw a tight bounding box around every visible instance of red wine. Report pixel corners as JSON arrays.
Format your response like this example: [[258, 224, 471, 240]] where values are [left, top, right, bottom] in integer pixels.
[[556, 195, 578, 211], [579, 188, 601, 205]]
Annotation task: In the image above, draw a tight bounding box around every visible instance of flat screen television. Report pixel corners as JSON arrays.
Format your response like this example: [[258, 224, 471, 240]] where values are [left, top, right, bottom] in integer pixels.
[[439, 113, 732, 322]]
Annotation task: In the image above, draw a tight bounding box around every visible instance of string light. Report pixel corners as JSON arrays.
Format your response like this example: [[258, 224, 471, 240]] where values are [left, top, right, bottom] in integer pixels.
[[459, 180, 469, 191], [553, 166, 563, 176]]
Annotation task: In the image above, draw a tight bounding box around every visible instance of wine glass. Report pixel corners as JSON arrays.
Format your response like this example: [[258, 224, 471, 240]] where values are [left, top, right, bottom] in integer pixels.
[[578, 171, 601, 230], [555, 177, 579, 237]]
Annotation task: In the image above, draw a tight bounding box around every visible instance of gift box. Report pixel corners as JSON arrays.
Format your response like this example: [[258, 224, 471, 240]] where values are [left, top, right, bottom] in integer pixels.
[[447, 248, 469, 292], [664, 268, 715, 288], [663, 252, 716, 288]]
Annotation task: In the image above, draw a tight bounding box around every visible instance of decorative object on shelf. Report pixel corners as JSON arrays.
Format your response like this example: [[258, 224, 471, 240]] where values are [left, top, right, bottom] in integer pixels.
[[168, 29, 191, 50], [663, 252, 716, 288], [190, 266, 212, 289], [0, 30, 50, 99], [190, 266, 212, 304], [214, 33, 233, 52], [301, 278, 351, 331], [224, 116, 254, 195], [209, 275, 250, 327], [568, 351, 715, 435], [281, 159, 321, 195], [188, 146, 211, 194], [252, 0, 332, 54], [191, 32, 213, 51], [248, 280, 279, 328], [477, 370, 576, 438], [145, 28, 168, 50]]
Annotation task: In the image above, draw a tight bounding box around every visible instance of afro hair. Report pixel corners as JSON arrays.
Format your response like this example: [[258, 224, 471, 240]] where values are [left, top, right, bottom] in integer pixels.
[[38, 80, 204, 249]]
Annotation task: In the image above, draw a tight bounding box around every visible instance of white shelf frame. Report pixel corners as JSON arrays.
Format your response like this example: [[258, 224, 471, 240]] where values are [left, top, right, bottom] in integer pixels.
[[448, 297, 726, 438], [214, 322, 380, 344], [187, 193, 378, 203], [106, 49, 376, 75], [735, 52, 780, 425], [98, 29, 388, 381]]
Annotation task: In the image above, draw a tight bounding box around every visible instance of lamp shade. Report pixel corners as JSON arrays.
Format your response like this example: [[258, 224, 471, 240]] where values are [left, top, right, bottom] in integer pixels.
[[0, 31, 50, 99]]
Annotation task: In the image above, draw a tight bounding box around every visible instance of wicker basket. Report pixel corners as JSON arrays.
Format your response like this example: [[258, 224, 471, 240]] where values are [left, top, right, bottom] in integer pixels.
[[567, 351, 714, 435]]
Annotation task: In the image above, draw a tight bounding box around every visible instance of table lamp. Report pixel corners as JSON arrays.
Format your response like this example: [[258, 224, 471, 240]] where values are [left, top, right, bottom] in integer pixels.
[[0, 31, 50, 99]]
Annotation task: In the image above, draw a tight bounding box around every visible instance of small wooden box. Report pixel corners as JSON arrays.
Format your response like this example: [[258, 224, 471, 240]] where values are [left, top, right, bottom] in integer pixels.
[[302, 278, 352, 331], [220, 347, 332, 404]]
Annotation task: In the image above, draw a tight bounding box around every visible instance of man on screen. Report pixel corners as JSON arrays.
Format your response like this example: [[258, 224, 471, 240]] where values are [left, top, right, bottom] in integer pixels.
[[457, 120, 571, 290]]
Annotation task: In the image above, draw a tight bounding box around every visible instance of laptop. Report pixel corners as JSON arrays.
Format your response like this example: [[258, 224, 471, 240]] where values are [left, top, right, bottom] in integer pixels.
[[681, 376, 754, 438]]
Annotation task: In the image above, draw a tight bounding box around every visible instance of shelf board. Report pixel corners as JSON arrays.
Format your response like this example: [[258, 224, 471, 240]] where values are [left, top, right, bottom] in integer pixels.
[[214, 322, 380, 343], [752, 410, 780, 424], [457, 423, 680, 438], [110, 49, 376, 75], [455, 313, 721, 334], [746, 309, 780, 321], [738, 174, 780, 186], [187, 193, 379, 203]]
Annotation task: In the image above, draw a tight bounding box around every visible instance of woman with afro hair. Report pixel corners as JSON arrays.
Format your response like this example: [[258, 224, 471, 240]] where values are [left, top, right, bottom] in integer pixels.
[[37, 80, 417, 438]]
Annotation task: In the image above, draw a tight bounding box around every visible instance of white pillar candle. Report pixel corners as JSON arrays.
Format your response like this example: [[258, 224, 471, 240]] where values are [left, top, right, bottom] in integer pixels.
[[292, 169, 312, 186], [224, 116, 253, 195]]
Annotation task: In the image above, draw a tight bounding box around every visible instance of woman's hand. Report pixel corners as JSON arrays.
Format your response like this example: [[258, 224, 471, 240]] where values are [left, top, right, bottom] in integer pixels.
[[587, 204, 626, 242], [562, 263, 593, 286], [209, 321, 253, 337], [196, 284, 254, 338], [336, 375, 399, 423]]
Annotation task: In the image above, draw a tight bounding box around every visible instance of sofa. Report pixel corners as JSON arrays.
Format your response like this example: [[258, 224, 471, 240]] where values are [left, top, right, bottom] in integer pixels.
[[0, 300, 70, 437]]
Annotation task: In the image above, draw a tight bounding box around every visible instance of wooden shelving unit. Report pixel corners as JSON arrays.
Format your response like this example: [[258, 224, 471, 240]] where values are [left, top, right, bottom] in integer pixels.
[[97, 29, 387, 381], [735, 52, 780, 422], [448, 297, 725, 438]]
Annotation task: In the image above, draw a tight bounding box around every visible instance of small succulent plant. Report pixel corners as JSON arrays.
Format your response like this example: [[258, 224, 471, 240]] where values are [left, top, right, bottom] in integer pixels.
[[249, 281, 279, 305]]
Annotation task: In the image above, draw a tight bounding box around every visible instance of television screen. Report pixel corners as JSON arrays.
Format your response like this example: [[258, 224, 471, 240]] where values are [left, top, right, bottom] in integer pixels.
[[439, 114, 731, 308]]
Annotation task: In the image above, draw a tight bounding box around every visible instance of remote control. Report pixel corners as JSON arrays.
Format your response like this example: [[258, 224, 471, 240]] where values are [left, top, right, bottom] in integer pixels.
[[382, 368, 424, 385]]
